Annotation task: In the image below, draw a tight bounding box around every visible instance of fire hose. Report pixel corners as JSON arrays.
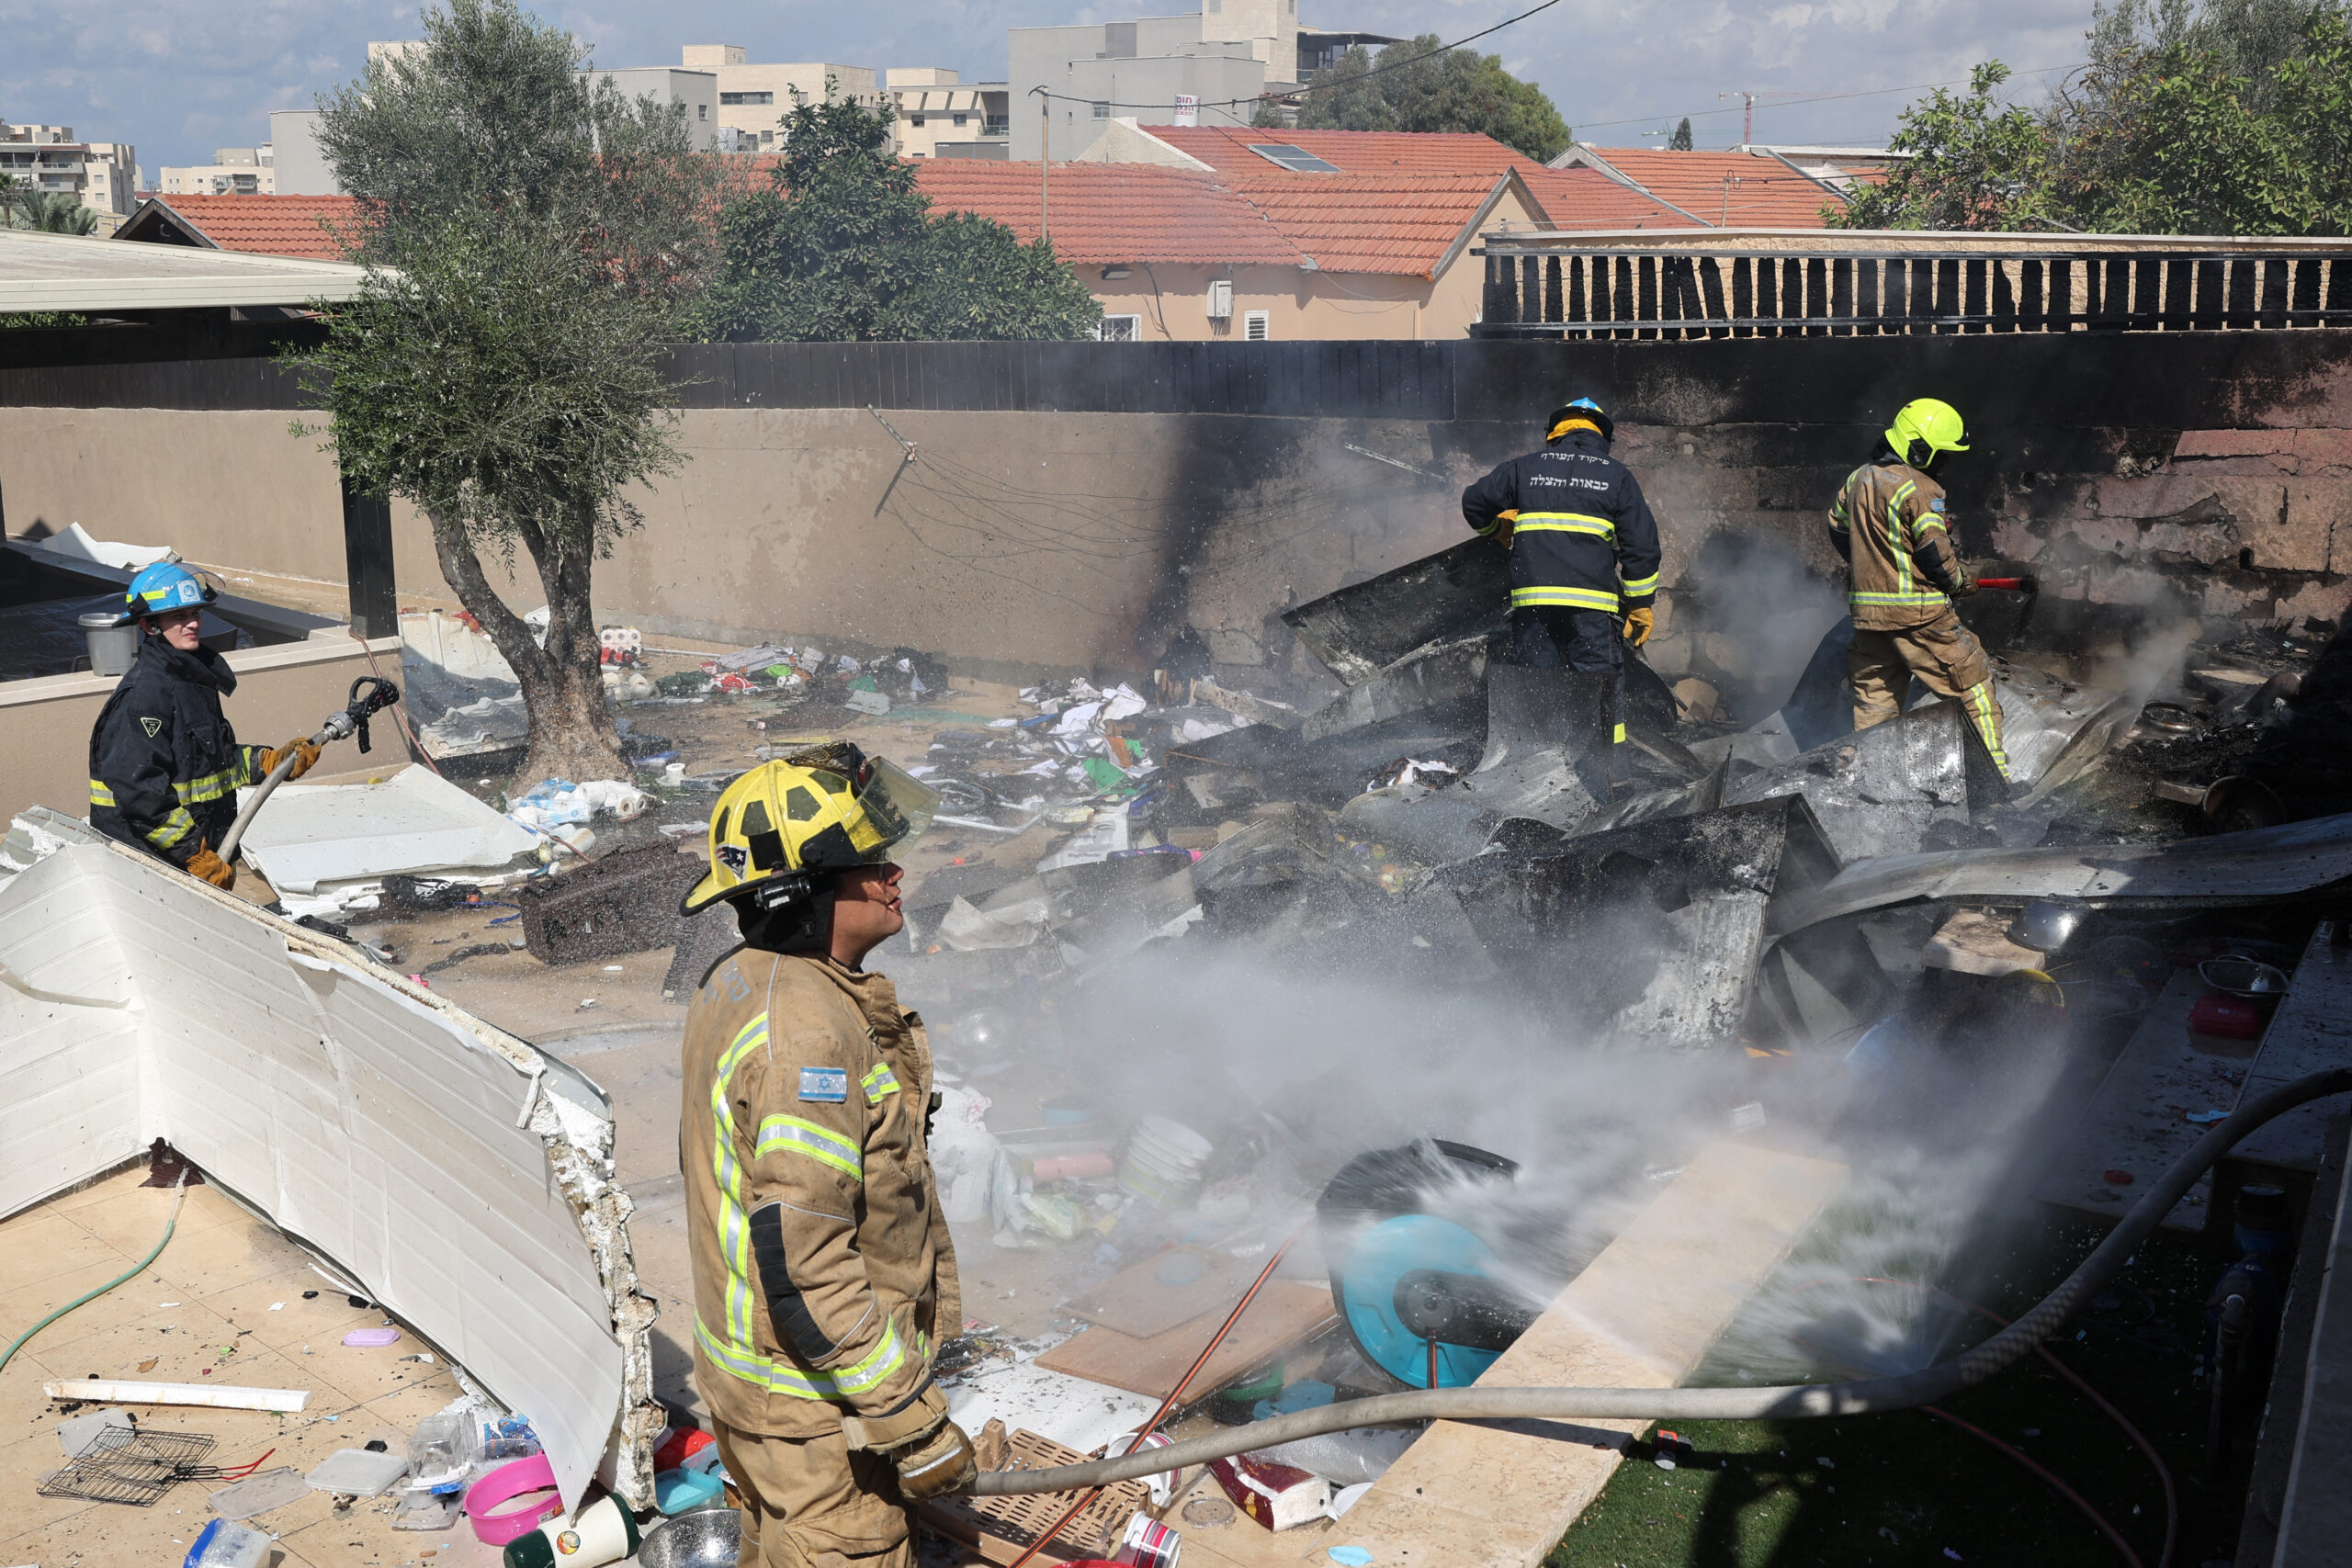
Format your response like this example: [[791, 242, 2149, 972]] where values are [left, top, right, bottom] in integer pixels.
[[214, 675, 402, 863], [968, 1066, 2352, 1496]]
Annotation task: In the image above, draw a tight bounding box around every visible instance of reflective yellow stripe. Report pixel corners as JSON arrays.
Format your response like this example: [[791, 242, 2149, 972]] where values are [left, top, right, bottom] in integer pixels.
[[1849, 591, 1951, 607], [694, 1313, 912, 1402], [1513, 512, 1616, 538], [1962, 682, 2013, 776], [1613, 723, 1627, 743], [1887, 480, 1917, 597], [145, 807, 198, 850], [173, 765, 245, 806], [862, 1064, 899, 1102], [755, 1114, 863, 1179], [1620, 573, 1658, 597], [711, 1013, 772, 1348], [1510, 585, 1620, 612], [88, 780, 117, 807]]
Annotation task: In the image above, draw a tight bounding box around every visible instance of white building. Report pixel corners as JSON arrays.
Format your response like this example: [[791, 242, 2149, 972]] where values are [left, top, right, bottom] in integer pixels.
[[160, 146, 276, 197], [1005, 3, 1394, 162], [887, 69, 1011, 160], [680, 45, 878, 152], [2, 124, 140, 224]]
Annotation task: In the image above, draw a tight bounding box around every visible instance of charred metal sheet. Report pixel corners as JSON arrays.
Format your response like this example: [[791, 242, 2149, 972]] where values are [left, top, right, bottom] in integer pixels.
[[1301, 637, 1490, 745], [1340, 748, 1604, 868], [1283, 539, 1510, 684], [518, 843, 697, 965], [1415, 796, 1851, 1048], [1723, 702, 1971, 863], [1549, 762, 1729, 842], [1192, 807, 1391, 955], [1477, 665, 1614, 773], [1770, 808, 2352, 936], [1776, 623, 2131, 800], [1990, 662, 2135, 805]]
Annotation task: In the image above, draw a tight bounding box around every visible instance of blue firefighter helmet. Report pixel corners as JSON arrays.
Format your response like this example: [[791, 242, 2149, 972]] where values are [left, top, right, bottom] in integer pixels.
[[1545, 396, 1613, 443], [119, 561, 215, 626]]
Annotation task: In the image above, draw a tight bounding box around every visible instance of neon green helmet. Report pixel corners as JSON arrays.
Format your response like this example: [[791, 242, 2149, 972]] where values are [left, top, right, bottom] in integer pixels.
[[1885, 398, 1970, 467]]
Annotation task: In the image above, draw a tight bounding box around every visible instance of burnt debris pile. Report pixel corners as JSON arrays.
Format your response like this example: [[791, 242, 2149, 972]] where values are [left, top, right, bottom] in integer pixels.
[[893, 535, 2352, 1061]]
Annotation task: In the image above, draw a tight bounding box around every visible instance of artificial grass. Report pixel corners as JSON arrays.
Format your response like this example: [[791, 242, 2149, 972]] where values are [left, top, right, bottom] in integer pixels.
[[1550, 1218, 2243, 1568]]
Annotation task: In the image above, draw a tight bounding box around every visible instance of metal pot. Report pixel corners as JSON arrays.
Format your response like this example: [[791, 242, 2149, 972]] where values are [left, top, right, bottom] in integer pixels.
[[635, 1506, 741, 1568], [2198, 957, 2290, 999], [2010, 897, 2091, 954]]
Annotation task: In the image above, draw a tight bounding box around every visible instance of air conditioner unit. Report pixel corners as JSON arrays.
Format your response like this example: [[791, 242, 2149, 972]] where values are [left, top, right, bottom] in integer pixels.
[[1206, 280, 1233, 320]]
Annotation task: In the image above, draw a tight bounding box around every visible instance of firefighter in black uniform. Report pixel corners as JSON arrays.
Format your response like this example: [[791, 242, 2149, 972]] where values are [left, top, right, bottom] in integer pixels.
[[1460, 397, 1663, 754], [88, 562, 319, 891]]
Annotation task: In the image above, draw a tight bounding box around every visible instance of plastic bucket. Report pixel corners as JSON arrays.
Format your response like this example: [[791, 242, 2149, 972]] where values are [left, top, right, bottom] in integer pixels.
[[81, 612, 136, 677]]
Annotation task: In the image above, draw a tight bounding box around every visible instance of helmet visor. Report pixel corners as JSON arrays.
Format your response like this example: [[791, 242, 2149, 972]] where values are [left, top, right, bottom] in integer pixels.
[[846, 755, 940, 861]]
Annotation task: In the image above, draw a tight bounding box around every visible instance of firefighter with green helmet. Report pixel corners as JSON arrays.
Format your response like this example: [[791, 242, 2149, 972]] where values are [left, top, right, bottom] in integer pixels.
[[676, 744, 974, 1565], [1828, 398, 2016, 783]]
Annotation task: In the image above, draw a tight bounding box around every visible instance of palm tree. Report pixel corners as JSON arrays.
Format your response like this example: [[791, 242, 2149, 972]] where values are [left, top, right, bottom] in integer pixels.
[[6, 189, 100, 234]]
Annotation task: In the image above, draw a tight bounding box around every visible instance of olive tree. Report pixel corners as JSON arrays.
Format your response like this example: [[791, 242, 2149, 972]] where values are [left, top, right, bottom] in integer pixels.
[[288, 0, 721, 782]]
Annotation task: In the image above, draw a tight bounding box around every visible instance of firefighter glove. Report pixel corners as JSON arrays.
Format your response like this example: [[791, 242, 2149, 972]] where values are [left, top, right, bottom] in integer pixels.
[[1621, 606, 1654, 647], [1949, 561, 1981, 598], [840, 1381, 953, 1455], [1492, 507, 1519, 546], [186, 844, 235, 890], [259, 738, 322, 782], [892, 1419, 978, 1501]]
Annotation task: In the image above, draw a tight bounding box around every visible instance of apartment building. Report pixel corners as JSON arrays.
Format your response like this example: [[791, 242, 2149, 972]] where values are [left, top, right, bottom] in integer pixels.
[[1005, 2, 1395, 162], [2, 124, 140, 222], [681, 46, 877, 152], [160, 146, 276, 197], [888, 69, 1011, 160]]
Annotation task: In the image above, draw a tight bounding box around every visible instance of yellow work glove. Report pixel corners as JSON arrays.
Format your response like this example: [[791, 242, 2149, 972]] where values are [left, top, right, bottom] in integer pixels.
[[892, 1419, 978, 1500], [258, 738, 322, 781], [186, 843, 235, 890], [1491, 507, 1519, 546], [1621, 606, 1654, 647]]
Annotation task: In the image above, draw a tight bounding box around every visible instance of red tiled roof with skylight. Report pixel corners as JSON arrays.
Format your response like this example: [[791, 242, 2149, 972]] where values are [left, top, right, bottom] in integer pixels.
[[1146, 126, 1549, 177]]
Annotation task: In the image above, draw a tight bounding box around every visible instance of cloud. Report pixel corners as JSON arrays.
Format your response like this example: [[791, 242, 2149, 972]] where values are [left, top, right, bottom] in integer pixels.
[[1, 0, 2098, 170]]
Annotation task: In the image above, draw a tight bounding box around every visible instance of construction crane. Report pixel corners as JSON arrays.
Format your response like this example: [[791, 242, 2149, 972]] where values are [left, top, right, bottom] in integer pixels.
[[1719, 89, 1815, 147]]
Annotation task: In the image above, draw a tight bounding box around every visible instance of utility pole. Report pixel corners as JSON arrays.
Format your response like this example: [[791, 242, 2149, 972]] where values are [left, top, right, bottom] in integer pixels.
[[1033, 86, 1050, 244], [1718, 89, 1815, 149]]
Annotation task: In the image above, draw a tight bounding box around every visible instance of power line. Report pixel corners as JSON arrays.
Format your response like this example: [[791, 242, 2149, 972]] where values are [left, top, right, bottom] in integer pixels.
[[1029, 0, 1564, 114], [1573, 61, 2081, 134]]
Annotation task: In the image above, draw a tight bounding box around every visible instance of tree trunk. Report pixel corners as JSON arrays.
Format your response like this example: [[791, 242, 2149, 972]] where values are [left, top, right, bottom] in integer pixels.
[[430, 508, 629, 785]]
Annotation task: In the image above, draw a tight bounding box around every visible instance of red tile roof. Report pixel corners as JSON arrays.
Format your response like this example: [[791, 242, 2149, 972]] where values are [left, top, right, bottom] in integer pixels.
[[1566, 149, 1846, 229], [912, 161, 1304, 267], [1224, 172, 1517, 276], [126, 195, 361, 259], [1518, 167, 1709, 231], [1145, 126, 1548, 177]]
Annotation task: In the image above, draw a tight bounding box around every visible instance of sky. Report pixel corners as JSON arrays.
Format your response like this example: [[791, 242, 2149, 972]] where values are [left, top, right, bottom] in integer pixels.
[[1, 0, 2100, 176]]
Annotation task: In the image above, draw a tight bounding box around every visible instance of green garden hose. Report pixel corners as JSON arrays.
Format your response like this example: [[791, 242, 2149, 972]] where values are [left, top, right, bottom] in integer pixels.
[[0, 1171, 190, 1380]]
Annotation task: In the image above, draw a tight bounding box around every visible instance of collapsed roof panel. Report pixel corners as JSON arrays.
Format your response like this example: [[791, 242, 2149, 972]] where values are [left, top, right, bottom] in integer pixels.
[[1282, 539, 1509, 685], [0, 812, 660, 1515], [1770, 808, 2352, 937]]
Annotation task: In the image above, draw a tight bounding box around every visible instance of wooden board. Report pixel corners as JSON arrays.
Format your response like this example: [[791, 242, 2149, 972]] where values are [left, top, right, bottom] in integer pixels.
[[1061, 1246, 1256, 1339], [1035, 1280, 1338, 1401], [1165, 1142, 1846, 1568]]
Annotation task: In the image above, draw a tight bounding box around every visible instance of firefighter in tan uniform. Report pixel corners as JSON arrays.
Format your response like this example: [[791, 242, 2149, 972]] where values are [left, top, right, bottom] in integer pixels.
[[678, 745, 972, 1567], [1828, 398, 2017, 783]]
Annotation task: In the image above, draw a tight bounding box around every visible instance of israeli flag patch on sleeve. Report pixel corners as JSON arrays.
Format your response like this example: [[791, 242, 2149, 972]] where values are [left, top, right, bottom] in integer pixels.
[[797, 1066, 850, 1103], [1928, 497, 1946, 513]]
